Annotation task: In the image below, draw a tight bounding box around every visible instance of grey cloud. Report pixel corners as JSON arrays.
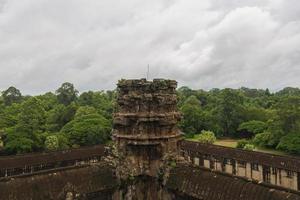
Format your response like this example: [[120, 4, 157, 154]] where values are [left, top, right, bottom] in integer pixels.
[[0, 0, 299, 94]]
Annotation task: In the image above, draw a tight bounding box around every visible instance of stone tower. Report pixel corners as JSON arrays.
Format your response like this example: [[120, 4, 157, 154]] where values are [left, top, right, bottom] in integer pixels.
[[112, 79, 182, 177]]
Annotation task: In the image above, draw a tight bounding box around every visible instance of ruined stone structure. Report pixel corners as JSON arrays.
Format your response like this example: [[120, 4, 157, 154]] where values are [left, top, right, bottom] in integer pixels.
[[181, 141, 300, 191], [112, 79, 182, 177], [0, 79, 300, 200], [0, 145, 105, 178]]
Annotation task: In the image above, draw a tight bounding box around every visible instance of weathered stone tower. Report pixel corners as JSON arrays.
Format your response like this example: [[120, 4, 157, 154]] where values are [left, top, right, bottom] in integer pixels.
[[112, 79, 182, 177]]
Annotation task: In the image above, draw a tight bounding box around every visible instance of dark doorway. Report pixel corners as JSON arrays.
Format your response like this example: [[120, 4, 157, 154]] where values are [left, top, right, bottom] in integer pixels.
[[297, 172, 300, 190], [210, 159, 215, 169], [232, 160, 236, 175], [199, 156, 204, 166], [263, 166, 271, 183]]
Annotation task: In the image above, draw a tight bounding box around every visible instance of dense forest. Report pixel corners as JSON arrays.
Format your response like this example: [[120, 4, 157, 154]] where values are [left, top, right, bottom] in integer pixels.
[[178, 86, 300, 155], [0, 83, 299, 156], [0, 83, 115, 155]]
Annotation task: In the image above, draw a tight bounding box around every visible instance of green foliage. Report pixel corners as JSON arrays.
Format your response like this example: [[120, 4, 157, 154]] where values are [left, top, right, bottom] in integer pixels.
[[45, 135, 59, 151], [78, 91, 115, 120], [179, 95, 221, 136], [180, 96, 204, 136], [0, 103, 21, 129], [61, 113, 111, 147], [217, 89, 245, 137], [4, 97, 47, 153], [2, 86, 22, 106], [274, 96, 300, 134], [17, 97, 46, 134], [36, 92, 58, 111], [177, 86, 300, 155], [43, 133, 69, 150], [196, 130, 216, 144], [46, 103, 77, 132], [56, 82, 78, 105], [4, 131, 34, 154], [169, 161, 177, 168], [276, 133, 300, 154], [75, 106, 97, 119], [0, 85, 114, 154], [56, 134, 70, 149], [0, 140, 3, 149], [240, 87, 269, 98], [276, 87, 300, 96], [238, 120, 267, 137], [253, 132, 276, 147], [243, 144, 255, 151], [1, 83, 299, 156], [236, 139, 250, 149], [242, 107, 271, 122]]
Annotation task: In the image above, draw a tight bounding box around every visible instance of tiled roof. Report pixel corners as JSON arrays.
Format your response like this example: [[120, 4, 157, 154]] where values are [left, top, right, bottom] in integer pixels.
[[0, 164, 117, 200], [167, 164, 300, 200], [181, 141, 300, 172], [0, 145, 105, 169]]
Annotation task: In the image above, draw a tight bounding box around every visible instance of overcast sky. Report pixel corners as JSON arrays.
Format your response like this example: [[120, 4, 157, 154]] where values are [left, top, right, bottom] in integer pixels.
[[0, 0, 299, 94]]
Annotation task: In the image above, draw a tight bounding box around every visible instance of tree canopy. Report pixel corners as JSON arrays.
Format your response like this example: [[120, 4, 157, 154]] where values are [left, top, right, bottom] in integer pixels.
[[0, 84, 299, 156], [177, 86, 300, 156], [0, 83, 114, 155], [56, 82, 78, 105], [2, 86, 22, 106]]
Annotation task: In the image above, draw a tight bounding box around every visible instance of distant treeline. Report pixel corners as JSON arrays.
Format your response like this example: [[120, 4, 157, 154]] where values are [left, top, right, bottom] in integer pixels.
[[178, 86, 300, 155], [0, 84, 299, 155], [0, 83, 115, 155]]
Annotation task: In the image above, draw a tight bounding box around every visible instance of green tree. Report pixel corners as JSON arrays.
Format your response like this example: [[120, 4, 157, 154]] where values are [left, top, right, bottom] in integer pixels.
[[78, 91, 114, 120], [78, 91, 94, 106], [236, 139, 250, 149], [275, 96, 300, 134], [45, 135, 59, 151], [238, 120, 267, 138], [197, 130, 216, 144], [0, 103, 21, 129], [276, 133, 300, 155], [240, 87, 267, 98], [61, 112, 111, 147], [4, 97, 46, 153], [243, 144, 255, 151], [0, 132, 4, 149], [36, 92, 58, 111], [243, 107, 271, 122], [56, 82, 78, 105], [4, 132, 34, 154], [276, 87, 300, 96], [177, 86, 195, 106], [252, 130, 282, 148], [75, 106, 97, 118], [17, 97, 46, 134], [2, 86, 22, 106], [180, 96, 205, 136], [46, 103, 77, 132], [217, 89, 245, 137]]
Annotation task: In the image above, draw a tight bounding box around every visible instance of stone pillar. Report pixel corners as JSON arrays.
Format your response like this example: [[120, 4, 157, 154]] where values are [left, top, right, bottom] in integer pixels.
[[112, 79, 182, 178], [246, 163, 252, 179]]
